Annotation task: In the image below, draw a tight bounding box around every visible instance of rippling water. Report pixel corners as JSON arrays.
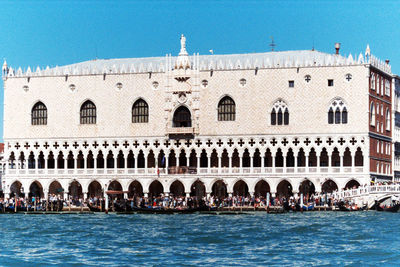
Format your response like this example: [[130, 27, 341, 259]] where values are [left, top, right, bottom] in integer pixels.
[[0, 212, 399, 266]]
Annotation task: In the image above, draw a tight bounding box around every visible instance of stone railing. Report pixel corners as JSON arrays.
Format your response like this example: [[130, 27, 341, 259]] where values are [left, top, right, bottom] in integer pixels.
[[5, 166, 366, 176], [332, 184, 400, 200]]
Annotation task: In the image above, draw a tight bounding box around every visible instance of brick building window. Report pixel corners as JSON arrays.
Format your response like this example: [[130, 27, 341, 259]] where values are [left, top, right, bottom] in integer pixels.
[[218, 96, 235, 121], [328, 79, 334, 86], [385, 80, 390, 96], [80, 100, 96, 124], [31, 101, 47, 125], [370, 102, 376, 126], [132, 99, 149, 123], [386, 108, 390, 131], [371, 73, 376, 90]]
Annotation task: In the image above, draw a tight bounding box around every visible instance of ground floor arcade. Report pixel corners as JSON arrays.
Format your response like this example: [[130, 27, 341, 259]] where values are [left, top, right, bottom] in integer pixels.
[[5, 175, 366, 201]]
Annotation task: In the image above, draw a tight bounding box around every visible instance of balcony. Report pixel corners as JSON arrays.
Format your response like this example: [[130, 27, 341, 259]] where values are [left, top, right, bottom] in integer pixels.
[[5, 166, 367, 177], [167, 126, 198, 139]]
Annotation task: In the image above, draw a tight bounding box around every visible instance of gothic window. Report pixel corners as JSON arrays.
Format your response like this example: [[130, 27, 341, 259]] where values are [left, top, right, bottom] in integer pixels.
[[277, 109, 283, 125], [328, 98, 347, 124], [335, 107, 341, 124], [271, 100, 289, 125], [328, 108, 334, 124], [218, 96, 235, 121], [31, 102, 47, 125], [132, 99, 149, 123], [342, 107, 348, 124], [386, 108, 390, 131], [271, 109, 276, 125], [370, 102, 376, 126], [80, 100, 96, 124]]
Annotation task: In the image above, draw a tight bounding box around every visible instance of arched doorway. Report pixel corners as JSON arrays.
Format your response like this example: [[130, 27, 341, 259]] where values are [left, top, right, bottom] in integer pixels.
[[211, 180, 227, 198], [170, 180, 185, 197], [107, 180, 123, 198], [190, 180, 206, 198], [128, 181, 143, 198], [233, 180, 249, 196], [149, 180, 164, 198], [321, 180, 338, 193], [345, 179, 360, 189], [254, 180, 270, 197], [173, 106, 191, 127], [69, 181, 83, 199], [276, 180, 293, 198], [88, 181, 103, 198], [49, 181, 64, 197], [29, 181, 44, 199], [299, 180, 315, 196], [10, 181, 23, 198]]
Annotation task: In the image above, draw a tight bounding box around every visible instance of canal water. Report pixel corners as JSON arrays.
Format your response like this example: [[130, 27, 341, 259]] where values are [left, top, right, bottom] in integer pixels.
[[0, 212, 399, 266]]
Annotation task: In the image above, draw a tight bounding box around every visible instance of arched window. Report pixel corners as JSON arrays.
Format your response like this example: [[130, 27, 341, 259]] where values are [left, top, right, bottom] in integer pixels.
[[218, 96, 235, 121], [277, 108, 283, 125], [132, 99, 149, 123], [342, 107, 348, 124], [370, 102, 376, 126], [328, 107, 334, 124], [284, 108, 289, 125], [328, 98, 347, 125], [173, 106, 192, 127], [271, 109, 276, 125], [80, 100, 96, 124], [386, 108, 390, 131], [335, 107, 341, 124], [271, 100, 289, 125], [31, 102, 47, 125]]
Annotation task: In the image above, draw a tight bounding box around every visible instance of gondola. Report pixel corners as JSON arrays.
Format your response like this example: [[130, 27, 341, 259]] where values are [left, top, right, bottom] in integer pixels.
[[337, 202, 365, 212], [87, 203, 105, 212], [376, 203, 400, 212]]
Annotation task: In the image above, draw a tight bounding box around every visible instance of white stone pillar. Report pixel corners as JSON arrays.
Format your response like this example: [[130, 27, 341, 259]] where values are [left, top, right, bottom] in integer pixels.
[[207, 156, 211, 172], [134, 155, 138, 173], [196, 156, 200, 170], [229, 155, 232, 173], [261, 154, 265, 168], [218, 156, 221, 173], [250, 156, 254, 172], [105, 194, 109, 211]]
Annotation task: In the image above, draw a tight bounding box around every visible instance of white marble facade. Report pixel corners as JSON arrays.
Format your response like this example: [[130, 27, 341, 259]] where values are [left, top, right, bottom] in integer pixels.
[[1, 37, 392, 199]]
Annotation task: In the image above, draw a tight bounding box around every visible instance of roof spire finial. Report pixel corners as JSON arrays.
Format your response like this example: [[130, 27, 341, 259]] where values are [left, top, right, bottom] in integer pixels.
[[175, 34, 191, 70], [365, 44, 371, 58], [269, 36, 276, 52], [180, 34, 187, 55]]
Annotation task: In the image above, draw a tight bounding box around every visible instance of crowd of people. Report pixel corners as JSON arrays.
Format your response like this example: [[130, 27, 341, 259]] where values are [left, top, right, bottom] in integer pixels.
[[0, 185, 393, 212]]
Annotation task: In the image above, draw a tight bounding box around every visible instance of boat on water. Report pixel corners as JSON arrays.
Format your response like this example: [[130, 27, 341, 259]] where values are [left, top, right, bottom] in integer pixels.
[[337, 201, 367, 212], [124, 206, 213, 214], [376, 203, 400, 212], [302, 204, 315, 211]]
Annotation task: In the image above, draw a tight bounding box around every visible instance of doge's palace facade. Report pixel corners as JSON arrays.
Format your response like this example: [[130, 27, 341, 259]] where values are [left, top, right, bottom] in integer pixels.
[[1, 36, 394, 200]]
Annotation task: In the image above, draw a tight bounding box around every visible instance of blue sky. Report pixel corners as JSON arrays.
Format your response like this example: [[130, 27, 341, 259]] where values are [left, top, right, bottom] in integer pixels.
[[0, 0, 399, 140]]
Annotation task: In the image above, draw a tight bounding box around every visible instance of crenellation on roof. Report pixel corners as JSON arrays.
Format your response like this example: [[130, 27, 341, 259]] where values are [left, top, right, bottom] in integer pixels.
[[2, 49, 392, 79]]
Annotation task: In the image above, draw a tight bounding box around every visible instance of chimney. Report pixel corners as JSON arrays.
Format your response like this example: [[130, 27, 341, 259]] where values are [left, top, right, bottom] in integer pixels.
[[385, 59, 390, 64], [335, 43, 341, 55]]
